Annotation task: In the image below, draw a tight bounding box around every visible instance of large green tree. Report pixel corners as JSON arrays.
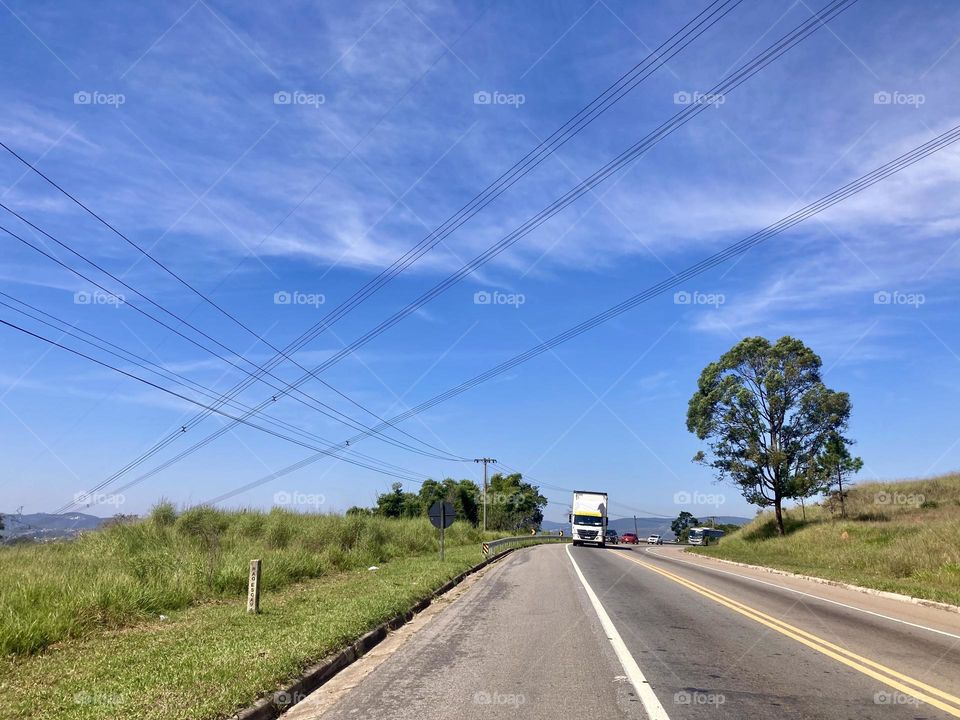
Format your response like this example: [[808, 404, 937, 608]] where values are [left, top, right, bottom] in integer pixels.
[[417, 478, 481, 525], [670, 511, 699, 541], [686, 336, 854, 536], [374, 483, 420, 518], [484, 472, 547, 531]]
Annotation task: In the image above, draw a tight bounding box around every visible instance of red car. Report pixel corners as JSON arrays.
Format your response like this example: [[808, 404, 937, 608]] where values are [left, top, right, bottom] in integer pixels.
[[621, 532, 639, 544]]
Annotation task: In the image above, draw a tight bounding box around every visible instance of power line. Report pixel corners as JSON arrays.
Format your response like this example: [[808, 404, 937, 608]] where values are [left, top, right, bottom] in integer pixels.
[[193, 118, 960, 506], [2, 0, 744, 511], [84, 0, 852, 500], [0, 213, 464, 466], [0, 292, 442, 483], [0, 316, 441, 490]]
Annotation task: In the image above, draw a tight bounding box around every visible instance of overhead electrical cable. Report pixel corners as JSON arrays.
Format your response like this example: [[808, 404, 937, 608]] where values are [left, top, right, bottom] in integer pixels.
[[110, 0, 858, 499], [195, 119, 960, 504]]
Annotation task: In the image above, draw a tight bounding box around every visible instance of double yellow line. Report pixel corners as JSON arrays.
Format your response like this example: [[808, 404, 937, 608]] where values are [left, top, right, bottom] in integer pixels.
[[615, 551, 960, 718]]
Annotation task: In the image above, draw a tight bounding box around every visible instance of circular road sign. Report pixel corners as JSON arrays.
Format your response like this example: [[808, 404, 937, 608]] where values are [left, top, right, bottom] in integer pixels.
[[428, 500, 456, 529]]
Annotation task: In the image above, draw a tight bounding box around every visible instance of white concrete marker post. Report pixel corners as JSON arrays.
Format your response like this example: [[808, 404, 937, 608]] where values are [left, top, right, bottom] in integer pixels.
[[248, 559, 262, 614]]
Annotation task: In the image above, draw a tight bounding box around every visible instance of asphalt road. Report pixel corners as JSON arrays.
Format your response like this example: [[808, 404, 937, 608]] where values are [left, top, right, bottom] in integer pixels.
[[284, 543, 960, 720]]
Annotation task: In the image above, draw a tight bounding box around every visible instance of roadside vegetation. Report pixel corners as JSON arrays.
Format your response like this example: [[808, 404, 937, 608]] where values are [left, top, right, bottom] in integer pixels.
[[0, 503, 488, 657], [691, 473, 960, 605], [0, 543, 487, 720]]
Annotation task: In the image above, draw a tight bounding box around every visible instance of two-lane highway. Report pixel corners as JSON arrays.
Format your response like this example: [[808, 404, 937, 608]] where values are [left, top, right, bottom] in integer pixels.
[[285, 543, 960, 719]]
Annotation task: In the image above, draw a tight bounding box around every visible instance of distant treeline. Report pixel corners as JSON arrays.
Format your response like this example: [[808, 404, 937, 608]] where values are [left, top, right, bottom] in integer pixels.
[[347, 472, 547, 531]]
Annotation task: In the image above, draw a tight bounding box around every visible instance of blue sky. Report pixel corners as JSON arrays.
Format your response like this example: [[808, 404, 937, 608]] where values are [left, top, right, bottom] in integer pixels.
[[2, 0, 960, 524]]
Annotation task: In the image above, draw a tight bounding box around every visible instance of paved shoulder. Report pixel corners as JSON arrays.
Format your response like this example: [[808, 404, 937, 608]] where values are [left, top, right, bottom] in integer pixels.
[[288, 544, 645, 720]]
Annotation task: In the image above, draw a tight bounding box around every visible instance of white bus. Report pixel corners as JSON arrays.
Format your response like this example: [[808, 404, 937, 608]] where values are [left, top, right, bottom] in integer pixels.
[[688, 527, 724, 546]]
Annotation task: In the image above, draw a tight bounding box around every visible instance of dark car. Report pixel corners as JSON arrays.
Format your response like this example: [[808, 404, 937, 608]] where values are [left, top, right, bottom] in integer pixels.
[[604, 529, 619, 545], [621, 532, 639, 544]]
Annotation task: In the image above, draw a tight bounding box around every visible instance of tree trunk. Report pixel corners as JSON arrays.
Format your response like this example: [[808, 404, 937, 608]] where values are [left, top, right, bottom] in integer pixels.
[[774, 499, 785, 536], [837, 467, 845, 518]]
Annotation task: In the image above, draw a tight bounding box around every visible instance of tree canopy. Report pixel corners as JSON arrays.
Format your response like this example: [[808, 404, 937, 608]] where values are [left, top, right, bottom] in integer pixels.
[[483, 472, 547, 531], [686, 336, 855, 535], [370, 473, 546, 530]]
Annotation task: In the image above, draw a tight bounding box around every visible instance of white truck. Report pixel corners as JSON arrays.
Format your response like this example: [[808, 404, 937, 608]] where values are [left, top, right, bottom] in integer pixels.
[[570, 490, 608, 547]]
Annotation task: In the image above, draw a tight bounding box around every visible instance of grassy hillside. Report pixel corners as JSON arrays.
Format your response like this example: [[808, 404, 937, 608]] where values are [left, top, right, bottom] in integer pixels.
[[0, 504, 487, 657], [691, 473, 960, 606]]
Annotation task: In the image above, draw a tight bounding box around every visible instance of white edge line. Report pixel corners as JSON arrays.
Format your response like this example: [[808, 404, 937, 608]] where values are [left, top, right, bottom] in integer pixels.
[[565, 544, 672, 720], [642, 548, 960, 642]]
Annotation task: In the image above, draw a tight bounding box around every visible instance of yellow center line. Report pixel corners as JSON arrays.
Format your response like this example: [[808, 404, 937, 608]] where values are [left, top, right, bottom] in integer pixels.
[[612, 551, 960, 718]]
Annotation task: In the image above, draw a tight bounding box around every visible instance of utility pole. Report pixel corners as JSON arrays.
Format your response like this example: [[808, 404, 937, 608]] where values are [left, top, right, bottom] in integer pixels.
[[633, 515, 638, 537], [474, 458, 497, 532]]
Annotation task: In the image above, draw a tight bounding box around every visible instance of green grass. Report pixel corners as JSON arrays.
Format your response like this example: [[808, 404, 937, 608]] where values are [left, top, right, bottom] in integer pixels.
[[0, 505, 491, 657], [691, 473, 960, 605], [0, 544, 487, 720]]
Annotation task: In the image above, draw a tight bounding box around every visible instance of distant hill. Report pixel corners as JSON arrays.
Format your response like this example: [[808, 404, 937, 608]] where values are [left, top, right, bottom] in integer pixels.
[[1, 512, 107, 543], [542, 515, 750, 538]]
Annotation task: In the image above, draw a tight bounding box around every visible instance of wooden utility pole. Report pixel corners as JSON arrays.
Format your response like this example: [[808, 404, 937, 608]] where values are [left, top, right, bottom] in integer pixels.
[[474, 458, 497, 531]]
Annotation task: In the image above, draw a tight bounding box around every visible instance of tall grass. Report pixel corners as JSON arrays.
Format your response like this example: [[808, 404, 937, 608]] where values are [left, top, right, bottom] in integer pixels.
[[0, 506, 485, 657], [695, 473, 960, 604]]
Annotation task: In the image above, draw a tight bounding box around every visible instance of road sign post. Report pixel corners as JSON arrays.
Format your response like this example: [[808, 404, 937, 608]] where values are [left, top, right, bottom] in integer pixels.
[[428, 500, 455, 561], [247, 559, 261, 614]]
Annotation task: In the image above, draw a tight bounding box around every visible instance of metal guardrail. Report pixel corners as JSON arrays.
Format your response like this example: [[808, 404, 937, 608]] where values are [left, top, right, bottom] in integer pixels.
[[481, 533, 570, 557]]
